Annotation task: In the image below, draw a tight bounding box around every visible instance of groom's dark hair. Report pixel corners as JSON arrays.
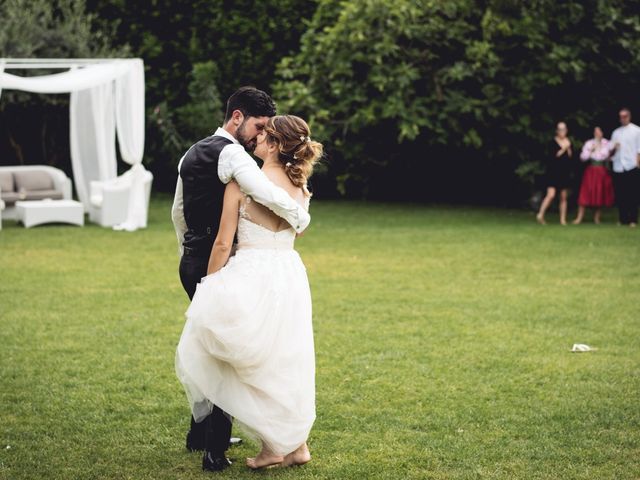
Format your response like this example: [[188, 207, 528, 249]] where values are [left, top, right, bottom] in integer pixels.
[[224, 86, 277, 122]]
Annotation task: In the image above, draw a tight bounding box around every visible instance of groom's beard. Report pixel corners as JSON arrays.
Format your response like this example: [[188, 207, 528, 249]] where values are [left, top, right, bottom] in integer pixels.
[[236, 121, 257, 152]]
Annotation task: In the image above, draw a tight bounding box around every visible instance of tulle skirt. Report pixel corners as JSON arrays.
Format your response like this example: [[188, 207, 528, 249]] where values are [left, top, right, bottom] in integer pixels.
[[175, 247, 315, 456], [578, 165, 615, 207]]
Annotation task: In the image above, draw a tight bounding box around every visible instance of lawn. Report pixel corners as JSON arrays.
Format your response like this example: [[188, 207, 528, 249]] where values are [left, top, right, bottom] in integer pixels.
[[0, 197, 638, 480]]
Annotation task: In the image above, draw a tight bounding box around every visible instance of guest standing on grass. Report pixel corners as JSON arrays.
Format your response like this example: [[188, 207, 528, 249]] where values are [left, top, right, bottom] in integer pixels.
[[537, 121, 573, 225], [572, 127, 614, 224], [609, 108, 640, 227]]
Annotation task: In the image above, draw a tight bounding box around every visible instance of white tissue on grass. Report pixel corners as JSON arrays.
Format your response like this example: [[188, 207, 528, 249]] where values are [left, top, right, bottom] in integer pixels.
[[571, 343, 597, 352]]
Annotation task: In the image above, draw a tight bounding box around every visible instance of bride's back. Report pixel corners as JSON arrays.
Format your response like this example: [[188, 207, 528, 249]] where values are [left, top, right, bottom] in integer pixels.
[[242, 167, 308, 232]]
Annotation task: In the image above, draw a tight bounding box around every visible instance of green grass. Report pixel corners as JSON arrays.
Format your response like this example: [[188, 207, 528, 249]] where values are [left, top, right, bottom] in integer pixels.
[[1, 197, 638, 479]]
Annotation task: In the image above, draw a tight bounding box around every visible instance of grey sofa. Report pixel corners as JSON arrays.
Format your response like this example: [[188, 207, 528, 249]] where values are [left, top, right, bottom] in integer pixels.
[[0, 166, 73, 220]]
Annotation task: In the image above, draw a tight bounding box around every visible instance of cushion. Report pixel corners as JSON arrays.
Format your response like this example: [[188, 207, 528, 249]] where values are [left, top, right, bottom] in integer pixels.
[[1, 191, 21, 205], [13, 170, 54, 191], [21, 189, 64, 201], [0, 172, 14, 193], [90, 194, 103, 208]]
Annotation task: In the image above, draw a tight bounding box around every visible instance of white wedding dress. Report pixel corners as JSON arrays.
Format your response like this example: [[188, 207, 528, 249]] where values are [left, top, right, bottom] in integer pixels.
[[175, 195, 315, 456]]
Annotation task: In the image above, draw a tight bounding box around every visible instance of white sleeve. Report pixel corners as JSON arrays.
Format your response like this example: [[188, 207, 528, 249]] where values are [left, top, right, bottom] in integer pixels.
[[171, 158, 187, 256], [218, 144, 310, 232], [609, 130, 617, 151]]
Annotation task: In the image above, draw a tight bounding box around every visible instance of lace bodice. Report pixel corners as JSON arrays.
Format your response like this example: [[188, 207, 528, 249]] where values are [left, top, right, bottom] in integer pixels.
[[237, 196, 297, 250]]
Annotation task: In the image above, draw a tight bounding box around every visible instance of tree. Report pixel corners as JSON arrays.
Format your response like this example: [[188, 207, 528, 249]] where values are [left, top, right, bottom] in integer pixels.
[[274, 0, 640, 201], [151, 60, 224, 163], [85, 0, 317, 190]]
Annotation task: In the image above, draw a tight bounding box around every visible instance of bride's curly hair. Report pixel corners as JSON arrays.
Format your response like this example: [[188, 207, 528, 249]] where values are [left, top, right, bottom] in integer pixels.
[[264, 115, 323, 192]]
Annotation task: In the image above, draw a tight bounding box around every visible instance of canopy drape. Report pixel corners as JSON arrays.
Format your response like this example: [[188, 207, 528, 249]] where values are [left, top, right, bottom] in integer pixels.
[[113, 60, 147, 230], [0, 62, 130, 93], [0, 59, 149, 231]]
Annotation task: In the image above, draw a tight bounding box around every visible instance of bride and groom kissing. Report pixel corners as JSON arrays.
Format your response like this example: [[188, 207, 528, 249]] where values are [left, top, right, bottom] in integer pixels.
[[171, 87, 321, 472]]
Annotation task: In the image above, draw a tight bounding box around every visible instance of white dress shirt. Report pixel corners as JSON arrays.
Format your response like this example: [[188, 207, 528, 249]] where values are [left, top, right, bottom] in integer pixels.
[[610, 123, 640, 173], [171, 127, 310, 254]]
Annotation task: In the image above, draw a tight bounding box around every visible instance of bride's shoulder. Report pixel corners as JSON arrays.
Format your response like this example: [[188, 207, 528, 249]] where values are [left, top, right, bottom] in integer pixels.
[[264, 168, 304, 199], [285, 182, 307, 207]]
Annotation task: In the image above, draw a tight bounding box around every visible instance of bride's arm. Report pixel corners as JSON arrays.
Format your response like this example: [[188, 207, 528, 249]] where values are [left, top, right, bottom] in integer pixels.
[[207, 182, 241, 275], [218, 144, 310, 233]]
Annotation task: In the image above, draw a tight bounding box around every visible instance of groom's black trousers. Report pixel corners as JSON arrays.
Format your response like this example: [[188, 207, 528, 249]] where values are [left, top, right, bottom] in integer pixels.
[[179, 252, 232, 456], [613, 168, 640, 225], [179, 251, 208, 300]]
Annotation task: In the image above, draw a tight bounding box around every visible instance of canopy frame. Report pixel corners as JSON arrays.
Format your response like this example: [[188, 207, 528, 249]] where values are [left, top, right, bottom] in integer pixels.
[[2, 58, 127, 69]]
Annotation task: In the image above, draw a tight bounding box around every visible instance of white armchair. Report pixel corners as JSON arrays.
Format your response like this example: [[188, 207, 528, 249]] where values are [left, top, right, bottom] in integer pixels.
[[88, 167, 153, 227]]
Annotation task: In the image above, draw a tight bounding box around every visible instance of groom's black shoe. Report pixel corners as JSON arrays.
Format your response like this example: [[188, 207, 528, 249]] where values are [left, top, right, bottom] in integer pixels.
[[202, 451, 232, 472]]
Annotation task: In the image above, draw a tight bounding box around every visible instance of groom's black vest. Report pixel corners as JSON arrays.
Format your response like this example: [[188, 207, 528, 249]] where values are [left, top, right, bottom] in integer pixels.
[[180, 135, 234, 256]]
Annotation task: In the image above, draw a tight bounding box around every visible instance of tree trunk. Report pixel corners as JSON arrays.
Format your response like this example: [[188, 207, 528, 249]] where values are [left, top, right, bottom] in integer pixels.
[[8, 131, 24, 165]]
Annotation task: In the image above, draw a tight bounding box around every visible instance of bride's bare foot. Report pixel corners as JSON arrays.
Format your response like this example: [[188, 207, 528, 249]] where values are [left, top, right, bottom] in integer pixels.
[[246, 449, 283, 470], [536, 213, 546, 225], [282, 443, 311, 467]]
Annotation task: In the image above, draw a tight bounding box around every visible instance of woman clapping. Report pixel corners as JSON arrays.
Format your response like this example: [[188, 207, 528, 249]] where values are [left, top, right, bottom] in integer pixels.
[[537, 121, 573, 225]]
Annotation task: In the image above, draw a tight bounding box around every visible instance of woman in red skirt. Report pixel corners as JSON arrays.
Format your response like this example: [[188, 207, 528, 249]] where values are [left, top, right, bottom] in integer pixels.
[[572, 126, 615, 224]]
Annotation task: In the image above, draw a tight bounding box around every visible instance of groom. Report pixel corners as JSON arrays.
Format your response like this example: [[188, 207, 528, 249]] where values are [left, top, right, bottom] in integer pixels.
[[171, 86, 310, 471]]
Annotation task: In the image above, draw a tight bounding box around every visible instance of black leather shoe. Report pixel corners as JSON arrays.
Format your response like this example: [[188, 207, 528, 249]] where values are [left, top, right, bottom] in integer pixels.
[[186, 429, 206, 452], [202, 452, 232, 472], [229, 437, 242, 447]]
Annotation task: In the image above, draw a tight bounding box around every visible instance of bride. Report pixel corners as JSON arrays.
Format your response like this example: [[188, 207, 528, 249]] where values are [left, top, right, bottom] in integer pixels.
[[175, 115, 322, 470]]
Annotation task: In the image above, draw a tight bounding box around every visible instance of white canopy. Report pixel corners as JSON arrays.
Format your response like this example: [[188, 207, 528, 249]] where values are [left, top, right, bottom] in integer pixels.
[[0, 58, 149, 231]]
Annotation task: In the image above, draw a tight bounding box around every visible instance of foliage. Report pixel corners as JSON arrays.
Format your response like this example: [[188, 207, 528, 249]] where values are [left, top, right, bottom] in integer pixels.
[[274, 0, 640, 199], [4, 0, 640, 202], [1, 198, 639, 479], [88, 0, 316, 104], [150, 61, 225, 162], [85, 0, 317, 188]]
